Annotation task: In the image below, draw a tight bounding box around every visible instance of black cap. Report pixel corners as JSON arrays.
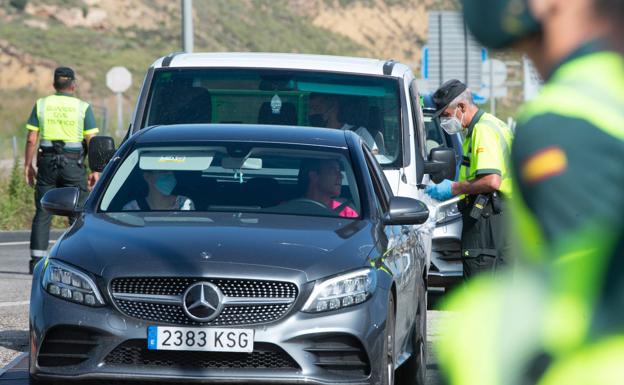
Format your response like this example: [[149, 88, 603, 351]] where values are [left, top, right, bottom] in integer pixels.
[[54, 67, 75, 82], [432, 79, 467, 117], [462, 0, 541, 50]]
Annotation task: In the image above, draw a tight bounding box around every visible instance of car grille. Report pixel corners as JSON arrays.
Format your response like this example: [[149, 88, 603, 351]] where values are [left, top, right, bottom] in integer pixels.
[[111, 277, 297, 297], [38, 326, 102, 367], [105, 339, 299, 370], [110, 277, 298, 326]]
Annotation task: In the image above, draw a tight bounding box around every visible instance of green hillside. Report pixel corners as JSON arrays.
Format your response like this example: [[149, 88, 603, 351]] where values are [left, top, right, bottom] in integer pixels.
[[0, 0, 365, 147]]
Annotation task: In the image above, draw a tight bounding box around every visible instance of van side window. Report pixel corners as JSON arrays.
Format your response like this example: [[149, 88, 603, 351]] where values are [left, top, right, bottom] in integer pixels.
[[409, 80, 428, 160]]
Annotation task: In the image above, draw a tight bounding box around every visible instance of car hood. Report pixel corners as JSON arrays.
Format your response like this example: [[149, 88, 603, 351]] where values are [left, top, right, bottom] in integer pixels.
[[54, 212, 376, 282]]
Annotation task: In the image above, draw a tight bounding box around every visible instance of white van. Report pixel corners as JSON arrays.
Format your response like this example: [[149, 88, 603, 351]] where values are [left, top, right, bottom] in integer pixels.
[[127, 52, 457, 277]]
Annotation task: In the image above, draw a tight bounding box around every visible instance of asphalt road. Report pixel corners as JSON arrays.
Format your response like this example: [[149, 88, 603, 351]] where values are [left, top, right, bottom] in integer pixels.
[[0, 231, 448, 384]]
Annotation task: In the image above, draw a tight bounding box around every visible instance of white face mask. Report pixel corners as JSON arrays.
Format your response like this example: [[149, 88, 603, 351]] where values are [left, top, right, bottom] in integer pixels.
[[440, 107, 464, 135]]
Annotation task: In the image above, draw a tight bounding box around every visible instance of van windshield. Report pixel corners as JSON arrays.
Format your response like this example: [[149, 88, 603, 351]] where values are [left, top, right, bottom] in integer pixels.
[[144, 69, 402, 165]]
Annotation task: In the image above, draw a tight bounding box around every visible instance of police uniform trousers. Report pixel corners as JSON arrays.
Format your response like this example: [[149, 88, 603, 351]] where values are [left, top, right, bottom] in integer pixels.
[[30, 149, 88, 258], [460, 196, 510, 278]]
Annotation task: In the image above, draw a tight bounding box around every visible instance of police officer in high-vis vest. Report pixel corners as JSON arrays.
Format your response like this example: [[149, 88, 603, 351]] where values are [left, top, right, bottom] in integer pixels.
[[436, 0, 624, 384], [425, 79, 513, 277], [24, 67, 100, 274]]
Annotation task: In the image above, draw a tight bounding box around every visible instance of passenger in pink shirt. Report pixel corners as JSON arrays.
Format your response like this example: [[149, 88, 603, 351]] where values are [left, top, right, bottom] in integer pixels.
[[300, 159, 358, 218]]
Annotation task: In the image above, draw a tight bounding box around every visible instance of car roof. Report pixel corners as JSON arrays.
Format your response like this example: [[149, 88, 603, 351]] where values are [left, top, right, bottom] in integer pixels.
[[151, 52, 410, 78], [133, 124, 351, 148]]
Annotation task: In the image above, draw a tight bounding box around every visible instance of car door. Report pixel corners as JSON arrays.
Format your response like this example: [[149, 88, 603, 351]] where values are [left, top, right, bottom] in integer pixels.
[[362, 145, 420, 350]]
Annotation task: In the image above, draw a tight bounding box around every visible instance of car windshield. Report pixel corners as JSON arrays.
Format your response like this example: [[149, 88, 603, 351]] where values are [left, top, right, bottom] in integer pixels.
[[144, 69, 402, 165], [99, 144, 361, 219]]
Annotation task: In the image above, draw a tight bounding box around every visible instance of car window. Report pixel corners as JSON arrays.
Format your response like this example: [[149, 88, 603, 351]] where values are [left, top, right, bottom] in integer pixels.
[[363, 145, 391, 212], [424, 114, 448, 154], [144, 69, 402, 167], [365, 146, 393, 199], [99, 144, 361, 219]]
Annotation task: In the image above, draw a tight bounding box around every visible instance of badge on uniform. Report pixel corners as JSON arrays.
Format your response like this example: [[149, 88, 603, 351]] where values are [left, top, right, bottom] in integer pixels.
[[521, 146, 568, 184]]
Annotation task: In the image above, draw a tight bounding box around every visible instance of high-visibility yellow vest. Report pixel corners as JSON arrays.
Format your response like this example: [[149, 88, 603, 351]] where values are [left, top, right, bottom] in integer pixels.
[[33, 94, 90, 142], [537, 336, 624, 385], [459, 111, 514, 197]]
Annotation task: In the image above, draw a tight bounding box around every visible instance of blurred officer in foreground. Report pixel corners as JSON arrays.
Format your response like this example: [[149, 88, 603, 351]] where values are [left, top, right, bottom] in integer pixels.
[[24, 67, 100, 274], [436, 0, 624, 384], [426, 80, 513, 277]]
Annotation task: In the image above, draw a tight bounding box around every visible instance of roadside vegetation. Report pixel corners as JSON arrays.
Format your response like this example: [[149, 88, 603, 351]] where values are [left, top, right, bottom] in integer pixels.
[[0, 160, 65, 230]]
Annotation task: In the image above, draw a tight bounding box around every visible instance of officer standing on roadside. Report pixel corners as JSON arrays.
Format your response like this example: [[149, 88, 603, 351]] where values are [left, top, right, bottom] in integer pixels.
[[425, 79, 513, 277], [436, 0, 624, 384], [24, 67, 100, 274]]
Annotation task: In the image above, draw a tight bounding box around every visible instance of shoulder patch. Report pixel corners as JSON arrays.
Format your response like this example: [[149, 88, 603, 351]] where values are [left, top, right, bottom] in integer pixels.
[[521, 146, 568, 184]]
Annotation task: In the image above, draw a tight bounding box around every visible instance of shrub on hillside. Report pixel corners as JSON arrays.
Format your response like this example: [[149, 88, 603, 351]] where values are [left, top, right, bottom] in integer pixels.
[[0, 161, 35, 229], [0, 160, 65, 230], [9, 0, 28, 11]]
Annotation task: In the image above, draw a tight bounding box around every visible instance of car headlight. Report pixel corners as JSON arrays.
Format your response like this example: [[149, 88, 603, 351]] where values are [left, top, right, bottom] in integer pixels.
[[42, 260, 105, 307], [302, 268, 377, 313], [436, 200, 461, 225]]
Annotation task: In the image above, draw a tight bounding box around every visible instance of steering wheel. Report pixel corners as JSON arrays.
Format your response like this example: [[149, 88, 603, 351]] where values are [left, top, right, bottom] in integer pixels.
[[289, 198, 330, 210]]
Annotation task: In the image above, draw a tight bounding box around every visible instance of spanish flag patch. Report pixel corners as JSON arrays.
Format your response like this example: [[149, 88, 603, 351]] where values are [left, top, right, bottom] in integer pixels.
[[522, 146, 568, 184]]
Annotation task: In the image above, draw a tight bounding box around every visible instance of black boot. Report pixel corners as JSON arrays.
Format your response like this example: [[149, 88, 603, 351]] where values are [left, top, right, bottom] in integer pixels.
[[29, 256, 43, 275]]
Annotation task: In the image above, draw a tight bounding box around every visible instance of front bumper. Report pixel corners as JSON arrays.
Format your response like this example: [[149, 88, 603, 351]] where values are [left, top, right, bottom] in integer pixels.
[[30, 279, 390, 384], [430, 215, 462, 288]]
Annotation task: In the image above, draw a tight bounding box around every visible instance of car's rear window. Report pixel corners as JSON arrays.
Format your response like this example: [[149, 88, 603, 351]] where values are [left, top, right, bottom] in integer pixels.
[[143, 68, 401, 166], [99, 144, 361, 219]]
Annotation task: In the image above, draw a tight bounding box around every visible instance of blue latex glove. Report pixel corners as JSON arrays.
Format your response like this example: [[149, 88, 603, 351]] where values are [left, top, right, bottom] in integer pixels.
[[425, 179, 454, 201]]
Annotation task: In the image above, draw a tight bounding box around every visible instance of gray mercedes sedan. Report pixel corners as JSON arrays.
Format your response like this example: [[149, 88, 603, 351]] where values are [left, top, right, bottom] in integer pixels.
[[30, 124, 429, 385]]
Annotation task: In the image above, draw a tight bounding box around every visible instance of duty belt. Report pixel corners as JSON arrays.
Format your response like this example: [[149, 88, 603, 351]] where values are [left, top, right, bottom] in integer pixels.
[[459, 192, 505, 215], [40, 140, 83, 149], [39, 140, 84, 160], [39, 148, 82, 159]]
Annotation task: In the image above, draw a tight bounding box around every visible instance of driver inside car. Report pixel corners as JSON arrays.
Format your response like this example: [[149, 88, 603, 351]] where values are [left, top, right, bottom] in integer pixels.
[[123, 170, 195, 211], [298, 158, 358, 218]]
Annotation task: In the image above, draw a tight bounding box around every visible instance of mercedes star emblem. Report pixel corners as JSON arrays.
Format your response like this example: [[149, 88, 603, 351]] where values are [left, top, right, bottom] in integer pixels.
[[182, 282, 224, 322]]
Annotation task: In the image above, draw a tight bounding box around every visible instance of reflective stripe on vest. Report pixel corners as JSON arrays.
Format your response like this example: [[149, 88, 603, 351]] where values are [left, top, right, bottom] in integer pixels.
[[36, 95, 89, 142]]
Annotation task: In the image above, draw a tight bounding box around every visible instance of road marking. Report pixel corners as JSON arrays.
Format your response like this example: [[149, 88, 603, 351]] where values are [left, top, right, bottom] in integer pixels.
[[0, 352, 27, 377], [0, 240, 55, 246], [0, 300, 29, 308]]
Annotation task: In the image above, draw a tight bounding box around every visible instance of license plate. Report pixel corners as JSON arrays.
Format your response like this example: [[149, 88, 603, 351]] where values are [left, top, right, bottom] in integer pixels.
[[147, 326, 254, 352]]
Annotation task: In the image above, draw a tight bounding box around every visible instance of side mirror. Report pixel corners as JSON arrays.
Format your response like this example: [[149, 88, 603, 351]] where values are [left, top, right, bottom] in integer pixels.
[[41, 187, 80, 217], [424, 147, 456, 184], [383, 197, 430, 225], [88, 136, 116, 172]]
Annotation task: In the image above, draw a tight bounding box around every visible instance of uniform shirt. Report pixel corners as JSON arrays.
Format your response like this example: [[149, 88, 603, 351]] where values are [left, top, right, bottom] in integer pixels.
[[460, 109, 514, 197], [26, 92, 99, 144]]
